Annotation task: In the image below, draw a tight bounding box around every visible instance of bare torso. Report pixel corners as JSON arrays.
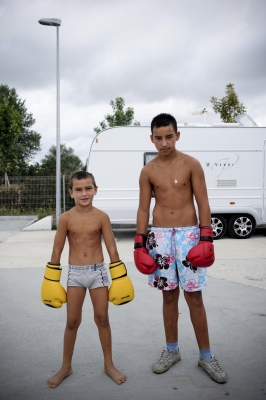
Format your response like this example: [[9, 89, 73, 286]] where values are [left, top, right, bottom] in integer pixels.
[[66, 207, 105, 265], [147, 152, 198, 227], [53, 207, 107, 266]]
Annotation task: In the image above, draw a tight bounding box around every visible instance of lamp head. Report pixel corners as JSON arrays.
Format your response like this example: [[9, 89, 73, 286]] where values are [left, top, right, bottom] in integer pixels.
[[38, 18, 61, 26]]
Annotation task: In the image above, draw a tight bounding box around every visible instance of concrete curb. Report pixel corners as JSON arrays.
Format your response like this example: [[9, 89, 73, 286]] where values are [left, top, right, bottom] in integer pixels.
[[0, 215, 37, 220], [23, 216, 52, 231]]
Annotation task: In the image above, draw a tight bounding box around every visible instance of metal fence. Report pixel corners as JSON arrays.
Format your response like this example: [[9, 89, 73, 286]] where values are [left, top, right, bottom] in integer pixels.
[[0, 176, 75, 214]]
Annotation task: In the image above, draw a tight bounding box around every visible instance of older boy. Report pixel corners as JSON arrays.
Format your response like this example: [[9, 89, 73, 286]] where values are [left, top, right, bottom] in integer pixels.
[[134, 113, 227, 383], [42, 171, 134, 388]]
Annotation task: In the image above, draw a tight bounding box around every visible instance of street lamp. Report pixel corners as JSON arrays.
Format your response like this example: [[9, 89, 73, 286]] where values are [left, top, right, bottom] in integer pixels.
[[38, 18, 61, 226], [187, 108, 212, 126]]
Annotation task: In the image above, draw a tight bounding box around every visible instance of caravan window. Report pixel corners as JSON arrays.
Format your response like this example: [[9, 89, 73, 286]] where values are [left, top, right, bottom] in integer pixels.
[[144, 152, 158, 166]]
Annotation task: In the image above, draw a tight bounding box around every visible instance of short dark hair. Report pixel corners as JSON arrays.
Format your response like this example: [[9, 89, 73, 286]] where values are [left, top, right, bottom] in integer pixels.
[[69, 171, 97, 189], [151, 113, 177, 134]]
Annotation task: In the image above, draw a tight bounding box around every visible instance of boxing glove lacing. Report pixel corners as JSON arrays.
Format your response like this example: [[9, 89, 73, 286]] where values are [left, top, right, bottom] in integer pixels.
[[109, 261, 128, 280], [200, 235, 213, 242], [44, 277, 60, 282], [44, 264, 62, 282], [134, 234, 147, 248], [199, 226, 213, 242]]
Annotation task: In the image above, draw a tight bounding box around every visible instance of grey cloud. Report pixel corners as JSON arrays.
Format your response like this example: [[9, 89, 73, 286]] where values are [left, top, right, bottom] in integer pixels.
[[0, 0, 265, 165]]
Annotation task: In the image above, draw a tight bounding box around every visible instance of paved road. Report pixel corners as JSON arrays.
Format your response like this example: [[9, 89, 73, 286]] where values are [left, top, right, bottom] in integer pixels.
[[0, 216, 37, 242], [0, 221, 266, 400]]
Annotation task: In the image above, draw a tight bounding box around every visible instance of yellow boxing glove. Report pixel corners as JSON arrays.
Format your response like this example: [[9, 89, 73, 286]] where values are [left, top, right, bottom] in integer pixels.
[[41, 263, 67, 308], [108, 261, 134, 305]]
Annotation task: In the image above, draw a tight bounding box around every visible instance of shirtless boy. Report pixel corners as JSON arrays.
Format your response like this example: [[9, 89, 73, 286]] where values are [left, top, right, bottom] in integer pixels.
[[43, 171, 129, 388], [134, 113, 227, 383]]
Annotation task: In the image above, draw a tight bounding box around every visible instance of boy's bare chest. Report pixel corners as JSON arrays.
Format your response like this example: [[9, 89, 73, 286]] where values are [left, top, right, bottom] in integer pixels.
[[150, 166, 191, 192], [150, 159, 191, 186], [67, 217, 102, 238]]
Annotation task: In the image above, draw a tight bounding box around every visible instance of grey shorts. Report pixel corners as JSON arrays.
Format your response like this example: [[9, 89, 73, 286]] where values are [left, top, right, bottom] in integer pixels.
[[67, 262, 110, 289]]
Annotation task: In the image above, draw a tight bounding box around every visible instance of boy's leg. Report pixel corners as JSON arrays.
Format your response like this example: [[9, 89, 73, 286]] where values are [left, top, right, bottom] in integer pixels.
[[47, 286, 86, 389], [183, 290, 210, 349], [162, 286, 180, 343], [89, 287, 126, 385], [147, 227, 181, 373], [176, 226, 210, 348], [152, 287, 181, 374], [184, 290, 227, 383]]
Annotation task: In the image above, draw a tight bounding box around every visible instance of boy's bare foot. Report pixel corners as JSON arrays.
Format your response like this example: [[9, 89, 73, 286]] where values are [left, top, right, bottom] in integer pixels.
[[47, 366, 73, 389], [104, 365, 127, 385]]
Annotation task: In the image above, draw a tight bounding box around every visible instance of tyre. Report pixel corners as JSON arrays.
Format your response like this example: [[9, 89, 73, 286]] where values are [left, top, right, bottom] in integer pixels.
[[228, 214, 256, 239], [211, 215, 227, 240]]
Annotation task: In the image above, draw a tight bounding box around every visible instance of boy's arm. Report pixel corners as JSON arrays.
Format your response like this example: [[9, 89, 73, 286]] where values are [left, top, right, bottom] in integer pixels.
[[41, 213, 67, 308], [134, 168, 157, 274], [102, 212, 135, 305], [136, 168, 152, 234], [191, 158, 211, 226], [186, 159, 214, 267], [50, 214, 68, 264], [101, 213, 120, 263]]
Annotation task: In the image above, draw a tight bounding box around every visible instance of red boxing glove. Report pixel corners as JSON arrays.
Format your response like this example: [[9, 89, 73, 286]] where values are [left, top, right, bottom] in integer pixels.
[[186, 226, 215, 267], [134, 234, 157, 275]]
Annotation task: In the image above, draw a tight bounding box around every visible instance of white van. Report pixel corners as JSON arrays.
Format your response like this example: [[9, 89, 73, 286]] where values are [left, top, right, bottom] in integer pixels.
[[87, 124, 266, 239]]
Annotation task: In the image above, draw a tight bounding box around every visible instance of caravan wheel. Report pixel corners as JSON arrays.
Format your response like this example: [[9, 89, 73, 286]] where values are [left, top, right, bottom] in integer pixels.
[[211, 215, 227, 240], [228, 214, 255, 239]]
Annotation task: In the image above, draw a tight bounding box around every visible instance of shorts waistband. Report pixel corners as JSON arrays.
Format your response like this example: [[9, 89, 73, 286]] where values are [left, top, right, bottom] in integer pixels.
[[68, 262, 105, 271], [151, 225, 199, 231]]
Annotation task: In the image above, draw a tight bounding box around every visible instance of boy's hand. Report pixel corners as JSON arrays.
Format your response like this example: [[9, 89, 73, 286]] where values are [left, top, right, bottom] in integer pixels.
[[108, 261, 134, 305], [186, 227, 215, 267], [41, 263, 67, 308]]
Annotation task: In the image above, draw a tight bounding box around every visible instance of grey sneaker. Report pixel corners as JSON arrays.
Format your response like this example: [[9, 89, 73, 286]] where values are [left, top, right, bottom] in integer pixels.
[[152, 348, 181, 374], [198, 356, 227, 383]]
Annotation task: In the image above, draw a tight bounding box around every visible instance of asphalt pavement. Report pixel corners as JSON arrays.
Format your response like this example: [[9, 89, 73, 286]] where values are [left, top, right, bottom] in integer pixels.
[[0, 219, 266, 400], [0, 216, 37, 242]]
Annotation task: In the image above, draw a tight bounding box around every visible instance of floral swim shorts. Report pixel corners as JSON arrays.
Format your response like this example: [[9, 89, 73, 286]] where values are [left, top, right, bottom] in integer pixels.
[[147, 225, 208, 292]]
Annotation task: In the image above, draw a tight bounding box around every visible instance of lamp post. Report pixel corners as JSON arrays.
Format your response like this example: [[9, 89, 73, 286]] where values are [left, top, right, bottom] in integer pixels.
[[38, 18, 61, 226]]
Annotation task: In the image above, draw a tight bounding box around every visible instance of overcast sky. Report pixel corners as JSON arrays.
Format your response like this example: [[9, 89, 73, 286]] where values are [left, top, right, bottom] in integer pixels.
[[1, 0, 265, 164]]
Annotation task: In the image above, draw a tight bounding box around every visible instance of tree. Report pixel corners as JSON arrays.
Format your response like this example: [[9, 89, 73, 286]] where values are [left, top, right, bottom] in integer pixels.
[[0, 98, 22, 186], [40, 144, 84, 176], [0, 84, 41, 181], [26, 162, 44, 177], [94, 97, 140, 134], [210, 83, 246, 123]]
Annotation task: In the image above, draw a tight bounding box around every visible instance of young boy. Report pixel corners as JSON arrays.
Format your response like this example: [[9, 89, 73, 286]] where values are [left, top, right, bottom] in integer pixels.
[[43, 171, 131, 388], [134, 113, 227, 383]]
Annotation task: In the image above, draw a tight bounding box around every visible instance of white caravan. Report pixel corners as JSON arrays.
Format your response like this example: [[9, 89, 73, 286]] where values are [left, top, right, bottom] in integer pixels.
[[87, 124, 266, 239]]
